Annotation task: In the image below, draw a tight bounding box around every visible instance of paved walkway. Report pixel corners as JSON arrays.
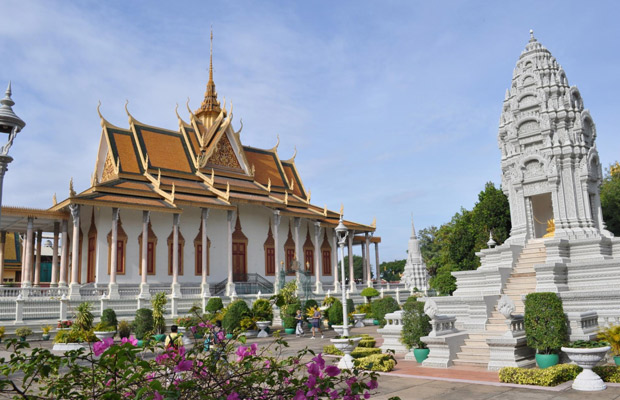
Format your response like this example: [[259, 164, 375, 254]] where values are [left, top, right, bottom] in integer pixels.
[[4, 325, 620, 399]]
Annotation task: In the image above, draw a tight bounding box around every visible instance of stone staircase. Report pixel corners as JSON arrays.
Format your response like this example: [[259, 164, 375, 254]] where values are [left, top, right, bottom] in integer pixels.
[[452, 239, 546, 368]]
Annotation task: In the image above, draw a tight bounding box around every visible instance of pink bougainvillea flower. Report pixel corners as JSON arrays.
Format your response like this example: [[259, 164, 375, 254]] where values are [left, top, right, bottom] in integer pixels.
[[190, 326, 197, 334], [324, 365, 340, 377], [217, 331, 225, 341], [249, 343, 258, 355], [366, 379, 378, 390], [226, 392, 240, 400], [105, 378, 113, 387], [307, 362, 320, 377], [153, 391, 164, 400], [174, 359, 193, 372], [292, 390, 307, 400], [264, 359, 271, 368], [305, 375, 317, 389], [312, 353, 325, 369], [329, 389, 339, 400], [155, 353, 169, 364], [93, 338, 113, 356], [121, 336, 138, 346], [363, 391, 371, 399]]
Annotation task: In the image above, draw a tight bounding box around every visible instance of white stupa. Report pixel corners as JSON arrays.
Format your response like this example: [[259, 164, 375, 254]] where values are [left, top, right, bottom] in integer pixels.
[[400, 215, 429, 291]]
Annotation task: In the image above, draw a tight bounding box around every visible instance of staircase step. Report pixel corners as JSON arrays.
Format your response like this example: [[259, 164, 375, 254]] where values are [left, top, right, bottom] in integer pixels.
[[453, 359, 489, 368]]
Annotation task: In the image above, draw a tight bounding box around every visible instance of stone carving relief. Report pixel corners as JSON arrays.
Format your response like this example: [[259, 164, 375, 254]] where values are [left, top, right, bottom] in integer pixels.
[[101, 152, 116, 182], [518, 95, 537, 108], [517, 120, 539, 135], [207, 134, 241, 170], [497, 295, 516, 319], [523, 181, 550, 197], [424, 298, 438, 319]]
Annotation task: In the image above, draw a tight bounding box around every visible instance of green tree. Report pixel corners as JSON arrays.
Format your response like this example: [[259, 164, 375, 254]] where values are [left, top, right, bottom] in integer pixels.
[[601, 163, 620, 236], [342, 255, 365, 281], [379, 259, 405, 282]]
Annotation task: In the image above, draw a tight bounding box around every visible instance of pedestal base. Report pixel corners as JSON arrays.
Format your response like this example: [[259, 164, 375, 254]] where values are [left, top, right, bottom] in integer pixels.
[[573, 369, 607, 391], [108, 282, 120, 300], [226, 282, 236, 297], [68, 283, 81, 300]]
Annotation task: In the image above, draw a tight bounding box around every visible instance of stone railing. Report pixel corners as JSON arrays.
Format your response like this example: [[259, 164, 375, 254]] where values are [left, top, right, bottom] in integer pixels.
[[377, 310, 408, 353], [567, 311, 599, 341], [419, 298, 467, 368], [428, 315, 458, 337]]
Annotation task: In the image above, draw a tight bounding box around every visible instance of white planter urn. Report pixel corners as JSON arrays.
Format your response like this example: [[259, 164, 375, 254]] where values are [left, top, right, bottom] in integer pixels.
[[353, 314, 366, 328], [244, 330, 259, 338], [256, 321, 271, 338], [52, 343, 88, 352], [561, 346, 611, 391], [94, 331, 115, 341], [331, 325, 345, 336], [331, 337, 362, 370]]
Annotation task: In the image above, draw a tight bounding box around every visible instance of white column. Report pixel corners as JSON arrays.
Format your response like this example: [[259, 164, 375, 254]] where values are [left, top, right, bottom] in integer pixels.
[[348, 231, 356, 292], [0, 231, 5, 286], [59, 220, 69, 287], [171, 213, 181, 297], [314, 221, 323, 294], [50, 222, 59, 287], [138, 210, 151, 299], [201, 208, 210, 297], [22, 217, 34, 288], [34, 230, 42, 287], [374, 242, 380, 284], [68, 204, 81, 299], [361, 239, 366, 283], [226, 210, 235, 296], [108, 208, 120, 299], [293, 217, 302, 292], [365, 233, 372, 287], [273, 210, 281, 293], [332, 229, 339, 293]]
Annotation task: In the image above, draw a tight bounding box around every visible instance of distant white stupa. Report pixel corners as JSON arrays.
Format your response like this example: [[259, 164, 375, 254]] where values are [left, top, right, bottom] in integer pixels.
[[400, 215, 429, 291]]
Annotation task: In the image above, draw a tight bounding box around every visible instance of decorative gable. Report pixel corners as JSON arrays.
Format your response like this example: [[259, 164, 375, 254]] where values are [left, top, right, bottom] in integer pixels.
[[206, 133, 242, 170]]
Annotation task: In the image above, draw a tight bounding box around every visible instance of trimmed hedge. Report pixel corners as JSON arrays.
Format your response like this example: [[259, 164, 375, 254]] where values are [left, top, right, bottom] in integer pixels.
[[222, 300, 251, 332], [205, 297, 224, 314], [358, 339, 376, 348], [252, 299, 273, 322], [371, 296, 400, 327], [499, 364, 580, 386], [401, 297, 431, 349], [321, 345, 381, 358], [355, 353, 396, 372], [327, 299, 343, 325], [593, 366, 620, 383], [133, 308, 154, 340], [101, 309, 118, 331], [524, 292, 567, 354]]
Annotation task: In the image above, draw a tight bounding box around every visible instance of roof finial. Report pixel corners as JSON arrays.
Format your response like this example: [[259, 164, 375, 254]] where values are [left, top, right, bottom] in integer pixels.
[[209, 26, 214, 83], [411, 213, 416, 238], [195, 26, 221, 118], [529, 29, 536, 42]]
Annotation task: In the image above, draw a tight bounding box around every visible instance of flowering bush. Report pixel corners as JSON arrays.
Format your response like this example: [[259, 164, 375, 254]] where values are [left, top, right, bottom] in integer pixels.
[[57, 320, 72, 329], [0, 317, 385, 399]]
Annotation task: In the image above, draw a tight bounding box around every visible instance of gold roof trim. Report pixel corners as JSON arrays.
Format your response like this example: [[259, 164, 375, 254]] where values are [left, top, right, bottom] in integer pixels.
[[4, 206, 70, 220]]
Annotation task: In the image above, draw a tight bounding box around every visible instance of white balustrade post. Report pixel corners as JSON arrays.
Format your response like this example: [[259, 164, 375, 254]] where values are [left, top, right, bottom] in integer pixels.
[[59, 295, 68, 321], [0, 231, 5, 286], [314, 222, 323, 294], [15, 295, 24, 324]]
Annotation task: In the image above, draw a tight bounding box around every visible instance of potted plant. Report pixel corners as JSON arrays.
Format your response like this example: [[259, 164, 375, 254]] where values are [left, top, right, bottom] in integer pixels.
[[252, 299, 274, 323], [101, 308, 118, 332], [133, 308, 154, 346], [360, 287, 380, 304], [151, 292, 167, 342], [41, 325, 53, 341], [117, 320, 131, 339], [356, 303, 373, 326], [524, 292, 567, 369], [0, 326, 5, 343], [93, 322, 116, 341], [53, 328, 97, 351], [240, 316, 259, 337], [561, 340, 611, 391], [57, 320, 73, 330], [598, 324, 620, 366], [15, 327, 32, 342], [331, 336, 362, 370], [401, 297, 431, 363]]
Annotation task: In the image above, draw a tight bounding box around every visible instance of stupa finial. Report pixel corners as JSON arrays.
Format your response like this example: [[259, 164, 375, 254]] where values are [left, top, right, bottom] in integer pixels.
[[411, 213, 416, 238], [529, 29, 536, 42]]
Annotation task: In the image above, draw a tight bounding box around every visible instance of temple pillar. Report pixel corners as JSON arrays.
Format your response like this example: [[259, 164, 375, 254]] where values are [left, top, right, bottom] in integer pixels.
[[50, 222, 59, 287], [22, 217, 34, 288], [0, 231, 5, 286], [314, 221, 323, 294], [201, 208, 210, 297], [59, 219, 69, 287], [332, 230, 339, 293], [171, 213, 181, 297], [138, 210, 151, 300], [225, 210, 235, 296], [34, 230, 42, 287], [68, 204, 81, 299], [375, 242, 380, 283], [273, 211, 281, 294], [108, 208, 120, 299], [294, 217, 302, 292], [365, 233, 372, 287], [348, 232, 356, 292], [361, 238, 366, 283]]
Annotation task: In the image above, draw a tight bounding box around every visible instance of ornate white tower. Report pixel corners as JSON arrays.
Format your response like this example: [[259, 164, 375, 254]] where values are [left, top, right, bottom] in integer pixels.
[[400, 216, 429, 291], [498, 30, 607, 242]]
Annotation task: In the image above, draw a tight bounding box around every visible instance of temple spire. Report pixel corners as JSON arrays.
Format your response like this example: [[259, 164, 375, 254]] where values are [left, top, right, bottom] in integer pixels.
[[411, 213, 417, 239], [195, 27, 222, 125]]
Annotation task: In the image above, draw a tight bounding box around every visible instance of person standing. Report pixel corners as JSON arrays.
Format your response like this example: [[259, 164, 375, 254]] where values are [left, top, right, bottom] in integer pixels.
[[295, 309, 304, 337], [311, 308, 323, 339]]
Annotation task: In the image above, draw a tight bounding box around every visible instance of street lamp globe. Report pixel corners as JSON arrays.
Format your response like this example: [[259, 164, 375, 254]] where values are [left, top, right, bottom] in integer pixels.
[[335, 216, 348, 245], [0, 82, 26, 156]]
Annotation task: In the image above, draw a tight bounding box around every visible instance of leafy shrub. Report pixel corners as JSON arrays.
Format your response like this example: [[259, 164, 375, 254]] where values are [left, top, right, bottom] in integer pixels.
[[101, 309, 118, 331], [566, 340, 609, 348], [598, 324, 620, 356], [355, 303, 372, 316], [593, 366, 620, 383], [117, 320, 131, 339], [355, 353, 396, 372], [41, 325, 53, 335], [15, 327, 33, 338], [401, 297, 431, 349], [133, 308, 154, 340], [346, 299, 355, 320], [222, 300, 251, 332], [524, 292, 567, 354], [282, 315, 296, 329], [53, 329, 98, 344], [360, 287, 379, 302], [321, 345, 381, 358], [74, 302, 94, 332], [252, 299, 273, 322], [371, 297, 400, 327], [322, 296, 337, 307], [358, 338, 376, 348], [151, 292, 168, 335], [499, 364, 580, 386], [327, 299, 343, 325], [0, 326, 5, 338], [93, 322, 115, 332], [303, 299, 319, 317], [205, 297, 224, 314]]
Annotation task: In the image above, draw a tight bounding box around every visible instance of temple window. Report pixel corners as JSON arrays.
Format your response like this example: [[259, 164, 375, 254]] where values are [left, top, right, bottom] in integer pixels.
[[321, 230, 332, 276], [303, 227, 314, 274], [284, 221, 296, 275], [193, 223, 211, 276], [167, 228, 185, 275], [87, 211, 97, 283], [138, 222, 157, 275], [264, 222, 275, 276]]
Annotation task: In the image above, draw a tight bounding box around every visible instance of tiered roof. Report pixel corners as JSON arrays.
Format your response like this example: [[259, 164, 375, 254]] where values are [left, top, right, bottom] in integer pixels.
[[51, 50, 374, 232]]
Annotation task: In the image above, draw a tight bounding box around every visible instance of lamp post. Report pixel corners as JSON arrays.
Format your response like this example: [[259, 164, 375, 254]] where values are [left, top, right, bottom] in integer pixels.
[[0, 83, 25, 286], [335, 215, 350, 337]]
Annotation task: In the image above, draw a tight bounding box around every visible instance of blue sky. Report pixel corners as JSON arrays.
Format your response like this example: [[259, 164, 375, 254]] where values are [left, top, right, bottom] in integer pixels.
[[1, 1, 620, 262]]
